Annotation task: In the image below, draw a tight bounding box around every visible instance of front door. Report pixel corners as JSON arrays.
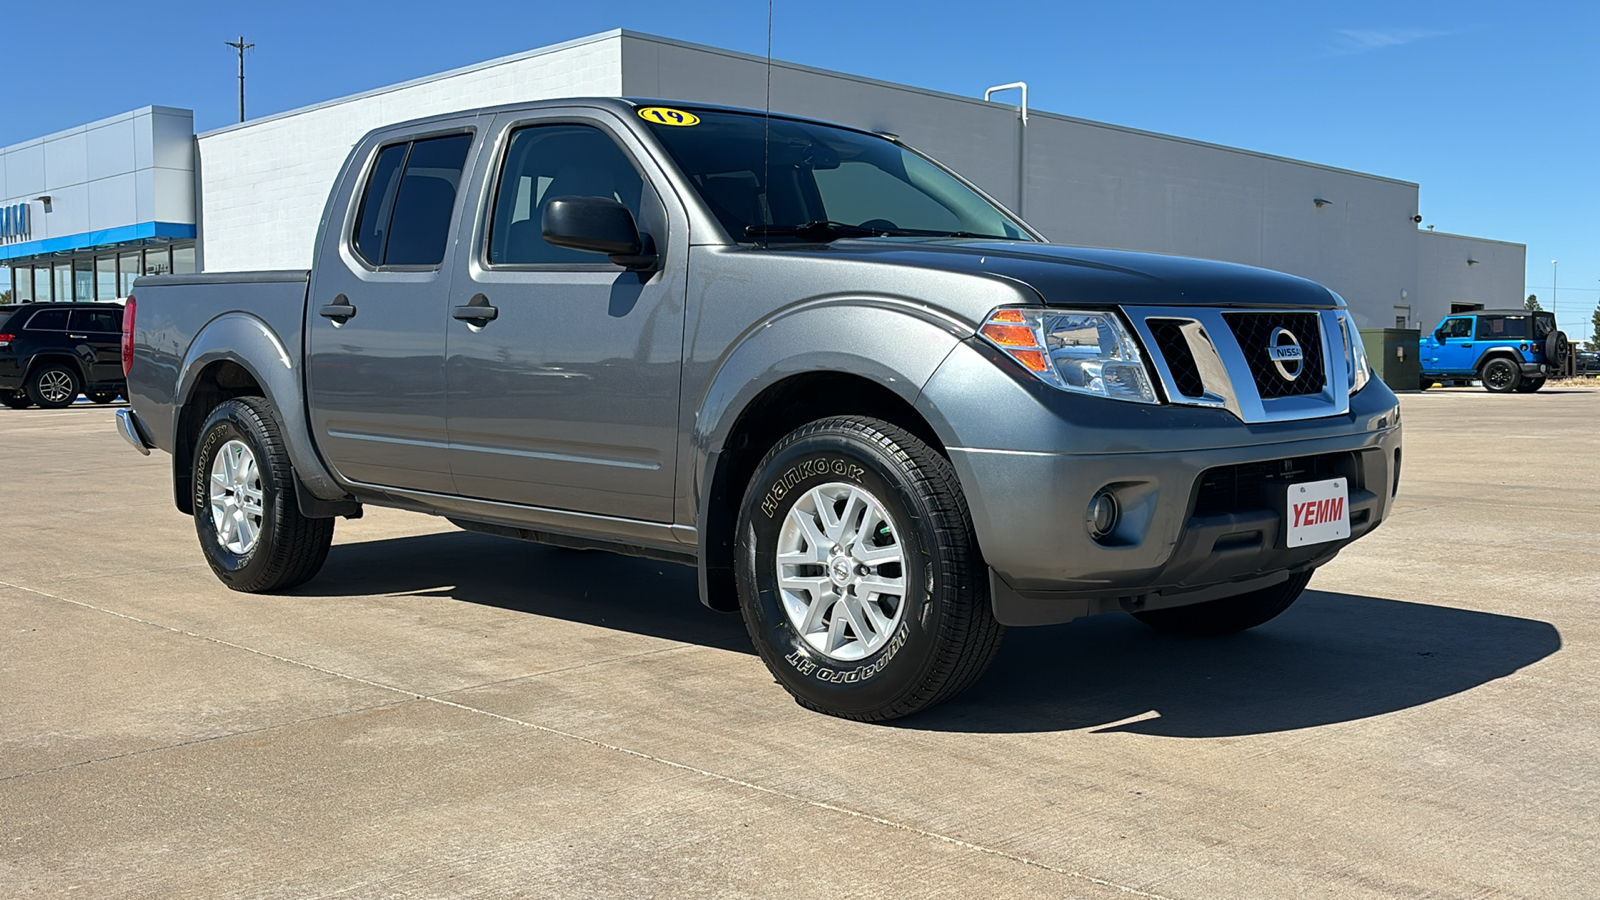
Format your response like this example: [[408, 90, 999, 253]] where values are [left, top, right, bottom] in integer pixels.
[[306, 127, 479, 493], [1428, 316, 1476, 373], [444, 113, 686, 522]]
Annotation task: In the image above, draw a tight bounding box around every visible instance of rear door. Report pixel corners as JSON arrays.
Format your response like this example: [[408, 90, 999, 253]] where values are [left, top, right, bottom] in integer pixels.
[[67, 307, 124, 384], [442, 110, 688, 521], [306, 123, 480, 494]]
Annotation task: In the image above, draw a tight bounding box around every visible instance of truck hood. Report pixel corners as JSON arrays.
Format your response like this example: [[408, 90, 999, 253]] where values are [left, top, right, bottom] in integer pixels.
[[780, 239, 1340, 309]]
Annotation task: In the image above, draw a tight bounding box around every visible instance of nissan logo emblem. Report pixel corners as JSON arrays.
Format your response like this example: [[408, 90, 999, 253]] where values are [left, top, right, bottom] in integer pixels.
[[1267, 327, 1305, 381]]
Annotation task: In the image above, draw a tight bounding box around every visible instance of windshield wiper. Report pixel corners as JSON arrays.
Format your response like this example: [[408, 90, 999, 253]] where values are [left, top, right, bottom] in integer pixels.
[[745, 220, 885, 239]]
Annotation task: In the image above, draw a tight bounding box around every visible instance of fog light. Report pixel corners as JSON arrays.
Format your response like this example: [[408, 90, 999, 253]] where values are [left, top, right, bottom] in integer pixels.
[[1086, 490, 1119, 541]]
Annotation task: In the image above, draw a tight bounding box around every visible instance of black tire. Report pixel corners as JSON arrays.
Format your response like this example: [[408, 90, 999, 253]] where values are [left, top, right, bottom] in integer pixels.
[[1419, 377, 1436, 391], [1480, 357, 1521, 393], [1546, 330, 1570, 369], [1, 392, 30, 410], [193, 397, 334, 593], [25, 364, 81, 409], [736, 416, 1003, 721], [1133, 571, 1313, 636], [86, 391, 118, 404], [1514, 377, 1546, 393]]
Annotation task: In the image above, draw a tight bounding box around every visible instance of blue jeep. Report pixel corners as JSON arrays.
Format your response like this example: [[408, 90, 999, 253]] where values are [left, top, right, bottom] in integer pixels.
[[1420, 309, 1570, 393]]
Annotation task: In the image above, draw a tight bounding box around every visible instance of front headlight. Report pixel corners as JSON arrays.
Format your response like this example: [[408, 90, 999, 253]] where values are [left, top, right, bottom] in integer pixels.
[[1338, 311, 1371, 395], [978, 307, 1159, 403]]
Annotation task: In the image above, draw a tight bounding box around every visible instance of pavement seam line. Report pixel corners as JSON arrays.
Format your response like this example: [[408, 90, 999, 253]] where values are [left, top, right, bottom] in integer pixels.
[[2, 579, 1176, 900]]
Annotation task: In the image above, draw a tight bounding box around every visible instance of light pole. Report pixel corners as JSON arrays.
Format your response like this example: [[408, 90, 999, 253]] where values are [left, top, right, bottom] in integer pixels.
[[225, 36, 254, 123], [1551, 260, 1558, 315]]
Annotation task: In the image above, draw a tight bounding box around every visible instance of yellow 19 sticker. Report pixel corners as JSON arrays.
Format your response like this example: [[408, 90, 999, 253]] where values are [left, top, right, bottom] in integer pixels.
[[637, 107, 700, 127]]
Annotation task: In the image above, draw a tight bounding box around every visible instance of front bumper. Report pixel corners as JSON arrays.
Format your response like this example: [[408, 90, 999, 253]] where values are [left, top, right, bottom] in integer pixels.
[[917, 339, 1402, 626]]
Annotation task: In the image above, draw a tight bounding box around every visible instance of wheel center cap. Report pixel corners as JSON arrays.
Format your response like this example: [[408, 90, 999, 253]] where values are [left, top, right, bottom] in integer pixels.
[[829, 556, 854, 585]]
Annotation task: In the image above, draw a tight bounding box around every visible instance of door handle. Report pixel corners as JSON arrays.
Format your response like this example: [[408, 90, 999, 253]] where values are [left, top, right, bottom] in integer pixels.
[[319, 295, 357, 322], [452, 294, 498, 324]]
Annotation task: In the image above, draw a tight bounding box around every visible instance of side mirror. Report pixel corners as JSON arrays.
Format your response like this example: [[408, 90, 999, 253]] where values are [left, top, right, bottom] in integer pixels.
[[542, 196, 657, 270]]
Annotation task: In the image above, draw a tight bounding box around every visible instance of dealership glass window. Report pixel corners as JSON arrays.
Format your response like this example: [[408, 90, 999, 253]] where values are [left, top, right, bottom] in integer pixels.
[[144, 246, 172, 276], [172, 244, 196, 275], [35, 266, 52, 301], [73, 259, 94, 301], [13, 267, 33, 302], [96, 256, 118, 300], [118, 251, 141, 295], [55, 263, 72, 302]]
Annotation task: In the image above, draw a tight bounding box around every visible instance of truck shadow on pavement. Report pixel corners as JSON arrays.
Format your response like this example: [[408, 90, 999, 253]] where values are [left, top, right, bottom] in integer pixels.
[[304, 530, 1561, 738]]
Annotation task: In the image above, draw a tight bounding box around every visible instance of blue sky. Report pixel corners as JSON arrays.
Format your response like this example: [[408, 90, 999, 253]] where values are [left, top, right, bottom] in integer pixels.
[[4, 0, 1596, 335]]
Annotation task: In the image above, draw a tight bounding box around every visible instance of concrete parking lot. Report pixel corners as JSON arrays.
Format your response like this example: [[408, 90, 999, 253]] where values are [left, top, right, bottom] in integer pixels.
[[2, 385, 1596, 898]]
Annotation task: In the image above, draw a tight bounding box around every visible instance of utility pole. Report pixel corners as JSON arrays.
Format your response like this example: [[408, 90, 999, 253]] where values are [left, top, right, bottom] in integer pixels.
[[224, 36, 254, 123]]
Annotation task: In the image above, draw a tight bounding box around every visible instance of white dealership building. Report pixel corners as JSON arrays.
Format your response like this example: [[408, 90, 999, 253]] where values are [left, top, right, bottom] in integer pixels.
[[3, 29, 1524, 331]]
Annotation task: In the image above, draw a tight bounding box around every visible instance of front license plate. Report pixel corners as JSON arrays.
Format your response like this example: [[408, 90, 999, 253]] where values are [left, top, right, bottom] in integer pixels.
[[1286, 478, 1350, 547]]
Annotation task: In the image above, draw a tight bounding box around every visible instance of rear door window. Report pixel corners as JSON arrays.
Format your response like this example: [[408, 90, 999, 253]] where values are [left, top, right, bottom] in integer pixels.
[[69, 308, 121, 333], [27, 309, 69, 331], [351, 133, 474, 268]]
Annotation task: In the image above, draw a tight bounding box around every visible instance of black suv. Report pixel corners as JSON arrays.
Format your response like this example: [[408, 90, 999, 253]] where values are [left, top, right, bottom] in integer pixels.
[[0, 303, 127, 409]]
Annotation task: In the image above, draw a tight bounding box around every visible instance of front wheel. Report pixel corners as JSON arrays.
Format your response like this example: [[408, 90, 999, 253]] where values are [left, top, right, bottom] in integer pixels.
[[1480, 358, 1521, 393], [1419, 377, 1436, 391], [1133, 572, 1313, 636], [736, 417, 1003, 721], [193, 397, 334, 593]]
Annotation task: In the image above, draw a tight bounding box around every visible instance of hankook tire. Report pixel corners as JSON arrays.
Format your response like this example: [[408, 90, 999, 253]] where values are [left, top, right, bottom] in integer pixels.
[[193, 397, 334, 593], [736, 416, 1003, 721]]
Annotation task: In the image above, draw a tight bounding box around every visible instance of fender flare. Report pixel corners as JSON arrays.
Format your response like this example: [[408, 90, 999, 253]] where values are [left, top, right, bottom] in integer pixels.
[[175, 312, 345, 502], [23, 351, 90, 385], [688, 297, 971, 608]]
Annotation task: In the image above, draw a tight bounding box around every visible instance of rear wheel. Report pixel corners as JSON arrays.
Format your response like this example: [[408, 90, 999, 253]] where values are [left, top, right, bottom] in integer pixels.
[[1133, 572, 1313, 636], [25, 364, 80, 409], [1514, 377, 1547, 393], [193, 397, 334, 593], [736, 416, 1004, 721], [1480, 357, 1521, 393], [1, 392, 31, 410]]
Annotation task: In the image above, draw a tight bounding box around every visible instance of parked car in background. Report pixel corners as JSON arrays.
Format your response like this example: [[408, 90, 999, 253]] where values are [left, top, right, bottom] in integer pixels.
[[0, 302, 127, 409], [1419, 309, 1570, 393], [1574, 349, 1600, 375]]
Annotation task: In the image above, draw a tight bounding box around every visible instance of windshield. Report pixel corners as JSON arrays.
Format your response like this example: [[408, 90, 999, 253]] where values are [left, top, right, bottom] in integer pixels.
[[638, 108, 1033, 243]]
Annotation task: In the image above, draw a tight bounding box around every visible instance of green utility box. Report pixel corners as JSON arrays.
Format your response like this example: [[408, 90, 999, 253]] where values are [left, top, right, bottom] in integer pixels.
[[1360, 328, 1422, 393]]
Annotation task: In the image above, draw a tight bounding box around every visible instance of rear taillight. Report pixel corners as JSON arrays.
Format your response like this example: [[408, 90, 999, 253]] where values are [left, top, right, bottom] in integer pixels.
[[122, 297, 137, 377], [0, 333, 13, 348]]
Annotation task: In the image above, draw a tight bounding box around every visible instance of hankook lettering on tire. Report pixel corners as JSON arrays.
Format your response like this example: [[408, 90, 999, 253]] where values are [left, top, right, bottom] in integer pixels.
[[761, 457, 866, 517]]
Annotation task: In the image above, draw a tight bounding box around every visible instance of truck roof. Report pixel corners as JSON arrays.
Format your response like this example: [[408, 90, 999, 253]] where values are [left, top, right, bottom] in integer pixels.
[[362, 97, 881, 143]]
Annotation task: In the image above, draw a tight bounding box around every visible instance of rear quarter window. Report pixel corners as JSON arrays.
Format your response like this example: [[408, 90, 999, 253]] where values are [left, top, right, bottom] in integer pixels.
[[351, 133, 474, 268]]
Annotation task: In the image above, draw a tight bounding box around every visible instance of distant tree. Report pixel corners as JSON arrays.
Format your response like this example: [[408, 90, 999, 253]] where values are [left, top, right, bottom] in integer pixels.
[[1525, 294, 1542, 311], [0, 288, 11, 304], [1591, 300, 1600, 348]]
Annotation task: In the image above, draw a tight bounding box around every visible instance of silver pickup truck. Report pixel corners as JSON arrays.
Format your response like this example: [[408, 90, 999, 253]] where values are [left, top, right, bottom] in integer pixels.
[[118, 98, 1401, 720]]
